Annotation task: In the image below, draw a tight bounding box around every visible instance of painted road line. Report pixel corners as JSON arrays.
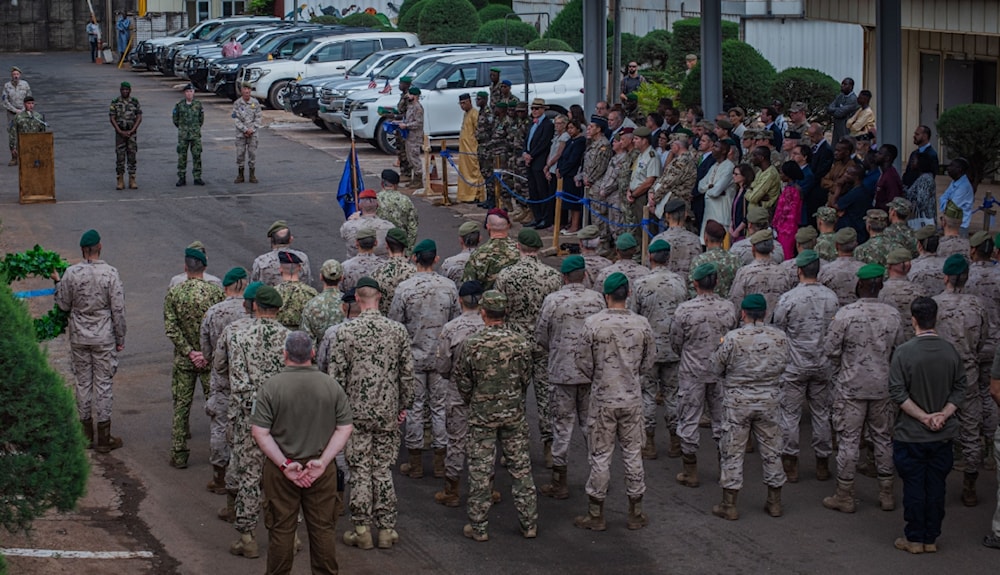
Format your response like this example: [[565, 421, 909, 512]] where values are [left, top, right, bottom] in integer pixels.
[[0, 548, 155, 559]]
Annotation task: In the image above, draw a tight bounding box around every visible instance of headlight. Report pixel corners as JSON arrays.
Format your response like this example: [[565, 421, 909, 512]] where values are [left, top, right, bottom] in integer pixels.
[[300, 86, 314, 95], [247, 68, 268, 82], [224, 63, 239, 71]]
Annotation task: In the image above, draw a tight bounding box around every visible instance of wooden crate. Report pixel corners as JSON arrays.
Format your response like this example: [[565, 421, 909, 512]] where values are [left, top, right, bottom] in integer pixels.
[[18, 132, 55, 204]]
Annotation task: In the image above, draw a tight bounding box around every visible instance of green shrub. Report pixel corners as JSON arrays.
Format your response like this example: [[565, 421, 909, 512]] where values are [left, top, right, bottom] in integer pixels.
[[398, 0, 422, 21], [608, 32, 641, 71], [468, 0, 489, 8], [418, 0, 481, 44], [636, 81, 679, 116], [398, 0, 426, 32], [248, 0, 274, 16], [340, 12, 388, 29], [0, 552, 5, 575], [678, 39, 776, 113], [479, 3, 516, 23], [937, 103, 1000, 190], [544, 0, 613, 53], [771, 67, 839, 122], [309, 14, 339, 24], [0, 280, 89, 534], [525, 38, 573, 52], [489, 0, 513, 5], [637, 29, 671, 68], [669, 18, 739, 75], [474, 19, 538, 46]]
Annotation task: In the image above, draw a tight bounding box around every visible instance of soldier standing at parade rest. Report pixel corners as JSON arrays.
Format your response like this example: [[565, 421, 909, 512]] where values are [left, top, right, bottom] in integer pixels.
[[398, 87, 424, 188], [109, 81, 141, 190], [299, 260, 345, 344], [172, 84, 205, 186], [232, 83, 261, 184], [377, 169, 419, 252], [10, 95, 46, 161], [462, 208, 520, 290], [4, 66, 31, 165], [251, 220, 314, 288]]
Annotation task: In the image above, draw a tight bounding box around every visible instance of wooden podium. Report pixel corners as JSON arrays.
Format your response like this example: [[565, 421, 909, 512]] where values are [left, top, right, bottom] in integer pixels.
[[18, 132, 56, 204]]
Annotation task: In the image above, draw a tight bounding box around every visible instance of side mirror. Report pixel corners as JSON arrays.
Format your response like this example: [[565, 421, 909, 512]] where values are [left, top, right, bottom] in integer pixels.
[[435, 78, 447, 90], [309, 54, 319, 63]]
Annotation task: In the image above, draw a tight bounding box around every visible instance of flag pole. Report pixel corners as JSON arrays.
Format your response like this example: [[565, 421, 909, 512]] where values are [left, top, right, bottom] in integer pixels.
[[349, 102, 359, 205]]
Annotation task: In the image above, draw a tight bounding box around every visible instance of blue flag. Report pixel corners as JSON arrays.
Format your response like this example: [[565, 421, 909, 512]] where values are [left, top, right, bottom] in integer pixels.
[[337, 145, 364, 219]]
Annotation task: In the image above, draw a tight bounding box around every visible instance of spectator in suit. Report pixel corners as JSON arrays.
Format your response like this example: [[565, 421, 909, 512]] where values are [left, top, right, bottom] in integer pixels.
[[902, 125, 939, 188], [827, 78, 860, 145], [692, 132, 718, 232], [523, 98, 555, 229]]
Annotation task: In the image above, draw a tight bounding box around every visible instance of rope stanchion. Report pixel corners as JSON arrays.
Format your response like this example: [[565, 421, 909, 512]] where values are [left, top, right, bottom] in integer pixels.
[[641, 206, 650, 266], [439, 139, 451, 206], [552, 178, 565, 255]]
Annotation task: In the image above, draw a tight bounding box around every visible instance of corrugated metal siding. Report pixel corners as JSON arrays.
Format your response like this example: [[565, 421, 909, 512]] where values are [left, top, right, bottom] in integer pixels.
[[744, 19, 864, 83], [806, 0, 1000, 35]]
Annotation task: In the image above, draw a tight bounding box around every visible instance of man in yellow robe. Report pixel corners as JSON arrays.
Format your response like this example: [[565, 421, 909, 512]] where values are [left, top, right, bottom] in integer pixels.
[[457, 93, 483, 203]]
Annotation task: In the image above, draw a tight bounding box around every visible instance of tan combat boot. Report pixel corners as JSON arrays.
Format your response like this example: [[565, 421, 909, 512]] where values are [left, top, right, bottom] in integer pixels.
[[399, 448, 423, 478], [782, 454, 799, 483], [962, 472, 978, 507], [816, 456, 831, 481], [894, 537, 925, 554], [81, 418, 94, 449], [540, 465, 569, 499], [573, 496, 606, 531], [463, 523, 488, 542], [434, 476, 460, 507], [94, 420, 123, 453], [433, 447, 446, 478], [218, 490, 236, 522], [878, 475, 896, 511], [642, 431, 657, 460], [229, 532, 259, 558], [822, 478, 856, 513], [544, 440, 553, 469], [712, 488, 739, 520], [626, 495, 649, 530], [248, 166, 258, 183], [343, 525, 374, 549], [667, 430, 682, 458], [377, 528, 399, 549], [765, 486, 783, 517], [116, 174, 125, 190], [128, 174, 137, 189], [207, 465, 227, 494], [234, 167, 244, 183], [676, 453, 699, 488]]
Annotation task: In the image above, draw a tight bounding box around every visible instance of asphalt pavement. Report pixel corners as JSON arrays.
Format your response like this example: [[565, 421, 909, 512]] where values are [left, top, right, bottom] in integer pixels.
[[1, 52, 998, 575]]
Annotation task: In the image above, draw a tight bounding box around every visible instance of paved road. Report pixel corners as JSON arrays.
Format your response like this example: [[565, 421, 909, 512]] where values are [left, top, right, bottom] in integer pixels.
[[2, 53, 998, 575]]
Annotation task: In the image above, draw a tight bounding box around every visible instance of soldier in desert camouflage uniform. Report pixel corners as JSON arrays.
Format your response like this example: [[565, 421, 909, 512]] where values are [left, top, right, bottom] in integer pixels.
[[648, 136, 697, 218], [455, 290, 538, 542], [433, 281, 486, 507], [883, 197, 918, 257], [232, 83, 261, 183], [965, 231, 1000, 476], [651, 199, 703, 276], [908, 225, 946, 295], [333, 277, 415, 550], [629, 240, 687, 460], [54, 229, 126, 453], [813, 206, 839, 262], [772, 251, 839, 484], [582, 117, 612, 204], [371, 228, 417, 316], [729, 230, 793, 323], [251, 220, 313, 288], [688, 220, 741, 298], [109, 81, 142, 189], [729, 206, 785, 265], [577, 226, 613, 289], [216, 286, 289, 558], [593, 233, 650, 292], [536, 256, 606, 498], [390, 239, 459, 480], [198, 268, 248, 494], [377, 169, 419, 251], [670, 263, 738, 488], [341, 189, 396, 259], [823, 264, 905, 514], [818, 227, 865, 307], [462, 209, 520, 290], [854, 209, 894, 265], [274, 251, 318, 331], [937, 201, 970, 259], [592, 134, 629, 254], [711, 293, 790, 520], [341, 228, 386, 293], [398, 87, 424, 187], [878, 248, 926, 341], [163, 247, 225, 468], [574, 273, 656, 532], [440, 221, 480, 286], [299, 260, 344, 344], [495, 228, 563, 466]]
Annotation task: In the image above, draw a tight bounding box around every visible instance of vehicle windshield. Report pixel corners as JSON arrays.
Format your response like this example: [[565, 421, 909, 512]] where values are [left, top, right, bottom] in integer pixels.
[[243, 30, 278, 52], [251, 32, 291, 55], [411, 61, 450, 89], [291, 40, 322, 61], [205, 25, 244, 42], [377, 54, 423, 79], [193, 22, 222, 39], [348, 52, 399, 77], [399, 59, 437, 80]]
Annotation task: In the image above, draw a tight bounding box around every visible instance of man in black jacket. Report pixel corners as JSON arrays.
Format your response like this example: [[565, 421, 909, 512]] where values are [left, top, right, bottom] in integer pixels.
[[807, 122, 834, 226], [522, 98, 555, 229]]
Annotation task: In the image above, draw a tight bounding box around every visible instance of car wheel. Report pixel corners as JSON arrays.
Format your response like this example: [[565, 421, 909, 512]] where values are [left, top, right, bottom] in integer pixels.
[[268, 80, 290, 110], [323, 120, 346, 135], [375, 119, 399, 155], [312, 117, 326, 129]]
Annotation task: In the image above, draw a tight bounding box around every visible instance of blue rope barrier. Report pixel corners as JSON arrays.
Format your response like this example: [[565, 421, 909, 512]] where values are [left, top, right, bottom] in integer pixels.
[[15, 288, 56, 299], [438, 149, 490, 189]]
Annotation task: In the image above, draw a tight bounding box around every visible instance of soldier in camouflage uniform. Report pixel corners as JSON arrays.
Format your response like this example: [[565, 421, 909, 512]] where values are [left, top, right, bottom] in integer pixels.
[[251, 220, 314, 288], [109, 81, 142, 189], [629, 240, 687, 460], [495, 80, 520, 108], [341, 189, 396, 259], [648, 137, 697, 217], [491, 103, 515, 213], [878, 248, 926, 341], [772, 251, 839, 483], [215, 286, 289, 558], [814, 206, 839, 262], [232, 83, 261, 184], [387, 76, 412, 180], [377, 169, 419, 252], [711, 293, 791, 520], [582, 117, 612, 207], [651, 199, 703, 276], [933, 254, 990, 507], [908, 225, 946, 295], [274, 251, 318, 331], [341, 228, 386, 293], [884, 197, 919, 257], [617, 132, 641, 240], [440, 221, 480, 286], [823, 264, 905, 514], [433, 281, 487, 506], [729, 206, 786, 265], [10, 95, 46, 157], [54, 229, 126, 452], [455, 290, 538, 541], [670, 263, 738, 487], [574, 273, 656, 531], [371, 228, 417, 316], [488, 68, 502, 106], [163, 247, 225, 468], [729, 230, 793, 323], [965, 231, 1000, 476], [4, 65, 31, 165], [938, 201, 970, 259], [398, 87, 424, 187], [536, 256, 606, 498], [778, 226, 818, 286], [854, 209, 894, 265], [462, 209, 520, 290], [332, 277, 415, 550], [577, 225, 613, 289], [317, 290, 358, 375], [593, 233, 650, 292], [475, 92, 496, 207], [299, 260, 345, 344], [818, 227, 865, 307], [495, 228, 563, 466], [199, 268, 249, 493], [592, 135, 629, 255], [389, 240, 459, 480], [172, 84, 204, 186], [507, 102, 532, 223], [688, 219, 742, 298]]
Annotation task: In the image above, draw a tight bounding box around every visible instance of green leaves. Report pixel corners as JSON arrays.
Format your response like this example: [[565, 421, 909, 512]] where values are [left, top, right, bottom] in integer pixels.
[[1, 245, 69, 341]]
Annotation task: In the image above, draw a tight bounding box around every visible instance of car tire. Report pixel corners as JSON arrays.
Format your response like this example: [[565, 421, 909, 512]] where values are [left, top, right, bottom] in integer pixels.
[[312, 118, 326, 129], [268, 80, 290, 110], [323, 120, 346, 135], [375, 119, 399, 155]]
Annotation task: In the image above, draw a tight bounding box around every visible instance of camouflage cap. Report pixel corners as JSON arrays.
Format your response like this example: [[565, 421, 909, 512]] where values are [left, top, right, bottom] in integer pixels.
[[795, 249, 819, 267], [603, 272, 629, 294], [747, 206, 770, 227], [749, 229, 773, 245], [943, 199, 964, 220], [255, 285, 283, 308], [185, 247, 207, 265], [885, 248, 912, 265], [864, 209, 888, 223], [942, 253, 969, 276], [320, 259, 343, 281], [795, 226, 818, 244], [80, 229, 101, 247], [856, 263, 886, 280], [691, 262, 718, 281], [834, 227, 857, 245], [187, 240, 207, 252], [480, 289, 507, 312], [648, 239, 671, 253], [560, 255, 585, 274], [577, 225, 600, 240], [741, 293, 767, 311], [886, 196, 912, 217], [267, 220, 288, 237], [458, 221, 479, 236], [243, 281, 264, 300], [223, 267, 247, 286], [814, 206, 838, 224], [970, 230, 992, 248]]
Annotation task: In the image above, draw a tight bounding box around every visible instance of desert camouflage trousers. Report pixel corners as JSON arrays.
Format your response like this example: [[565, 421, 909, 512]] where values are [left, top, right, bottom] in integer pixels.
[[549, 383, 591, 468], [206, 381, 230, 470], [71, 343, 118, 422], [404, 371, 447, 450], [443, 380, 468, 479], [585, 404, 645, 499], [832, 393, 896, 481], [719, 401, 786, 490], [676, 377, 723, 455], [779, 367, 833, 458], [235, 132, 257, 168], [958, 364, 985, 474], [643, 361, 678, 432]]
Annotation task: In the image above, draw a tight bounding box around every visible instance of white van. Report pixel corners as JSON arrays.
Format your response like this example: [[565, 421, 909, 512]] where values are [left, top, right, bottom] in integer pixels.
[[241, 32, 419, 109]]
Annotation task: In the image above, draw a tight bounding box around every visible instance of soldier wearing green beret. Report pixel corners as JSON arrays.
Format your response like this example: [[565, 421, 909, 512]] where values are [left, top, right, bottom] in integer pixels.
[[823, 262, 905, 514], [729, 229, 793, 323], [878, 248, 924, 341], [711, 293, 791, 520], [938, 200, 970, 258], [169, 241, 223, 288], [109, 81, 142, 189], [371, 227, 417, 316], [908, 225, 945, 296], [772, 250, 839, 484], [574, 272, 656, 531], [965, 231, 1000, 472], [593, 232, 651, 293], [274, 251, 319, 331], [441, 221, 481, 287], [818, 227, 865, 307], [934, 253, 990, 507]]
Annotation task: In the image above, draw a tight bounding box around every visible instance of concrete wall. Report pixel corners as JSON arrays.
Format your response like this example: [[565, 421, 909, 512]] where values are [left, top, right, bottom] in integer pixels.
[[745, 18, 863, 85], [0, 0, 137, 52]]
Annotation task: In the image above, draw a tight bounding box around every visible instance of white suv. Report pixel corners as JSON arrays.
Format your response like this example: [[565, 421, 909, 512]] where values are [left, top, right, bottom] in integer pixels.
[[241, 32, 419, 109], [344, 51, 584, 154]]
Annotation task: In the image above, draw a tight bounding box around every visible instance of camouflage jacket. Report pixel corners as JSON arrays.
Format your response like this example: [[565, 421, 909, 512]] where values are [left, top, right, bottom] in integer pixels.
[[818, 256, 864, 307], [772, 282, 840, 374], [582, 135, 612, 185], [651, 226, 702, 276], [341, 214, 395, 258], [341, 253, 386, 293], [908, 253, 946, 296], [937, 235, 970, 259], [965, 261, 1000, 359], [223, 317, 289, 416], [670, 293, 737, 384], [275, 280, 319, 330], [854, 234, 894, 265], [593, 259, 650, 294], [316, 319, 351, 375], [454, 324, 533, 428], [882, 222, 918, 258], [109, 96, 141, 129], [232, 96, 261, 133], [494, 255, 562, 338], [389, 272, 460, 372], [376, 190, 419, 250], [440, 250, 472, 287], [688, 247, 742, 298], [536, 283, 607, 385], [475, 106, 494, 149], [2, 80, 30, 114], [728, 259, 793, 323], [13, 110, 46, 135], [251, 248, 313, 287], [579, 309, 656, 408], [55, 259, 127, 347], [462, 236, 520, 290], [211, 316, 254, 394], [825, 299, 904, 399], [814, 232, 837, 261], [172, 99, 203, 139], [200, 297, 248, 392], [712, 323, 790, 407], [371, 257, 417, 316], [299, 289, 345, 343], [630, 267, 688, 363], [164, 278, 224, 368], [403, 98, 424, 136], [933, 291, 989, 369], [649, 150, 697, 207], [877, 277, 926, 341], [435, 311, 485, 381], [582, 253, 613, 290], [729, 235, 785, 265]]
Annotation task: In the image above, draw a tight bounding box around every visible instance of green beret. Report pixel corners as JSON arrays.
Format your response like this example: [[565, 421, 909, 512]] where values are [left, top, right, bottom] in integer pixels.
[[185, 247, 207, 265], [885, 248, 912, 265], [794, 250, 819, 267], [856, 263, 886, 280], [489, 67, 501, 73], [626, 92, 639, 101], [943, 199, 963, 220], [915, 225, 937, 241], [970, 230, 992, 248], [795, 226, 818, 244], [495, 101, 509, 109], [412, 238, 437, 254], [942, 253, 969, 276], [356, 276, 380, 291], [120, 81, 131, 89], [223, 267, 247, 286], [747, 206, 770, 227], [813, 206, 838, 223], [267, 220, 288, 237], [561, 255, 585, 274], [577, 225, 600, 240], [741, 293, 767, 311], [255, 285, 283, 308], [458, 221, 479, 236], [400, 76, 413, 83], [648, 239, 671, 253], [834, 227, 857, 245], [243, 281, 264, 300], [356, 227, 377, 240], [480, 289, 507, 312], [691, 262, 718, 281], [517, 228, 543, 249], [603, 272, 629, 295], [616, 233, 638, 251], [386, 227, 408, 246], [476, 91, 489, 99], [749, 229, 772, 245], [408, 87, 421, 96], [320, 259, 343, 281], [80, 229, 101, 247]]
